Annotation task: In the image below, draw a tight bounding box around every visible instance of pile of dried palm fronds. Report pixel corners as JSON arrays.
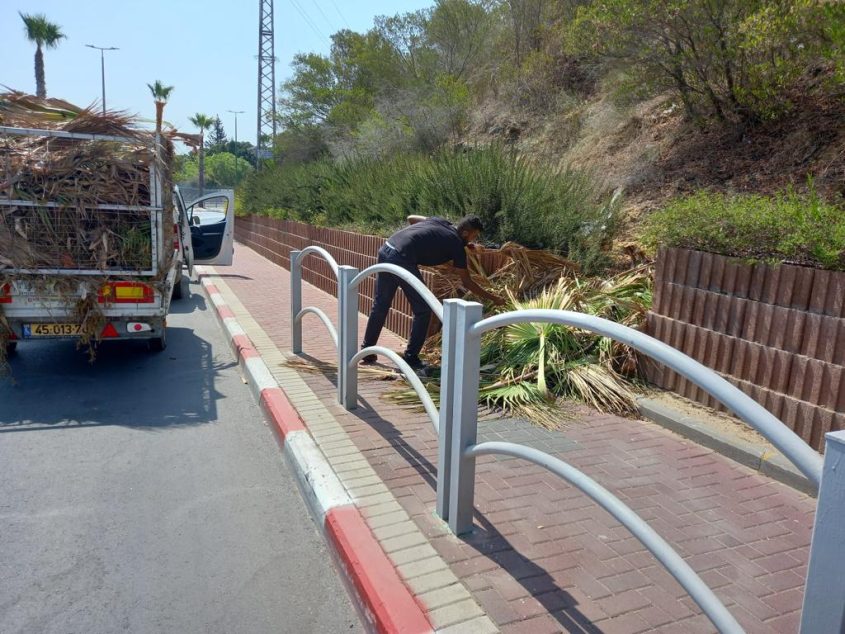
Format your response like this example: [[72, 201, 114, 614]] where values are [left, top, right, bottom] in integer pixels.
[[0, 91, 173, 272], [0, 92, 176, 367], [425, 242, 579, 302], [387, 246, 653, 427]]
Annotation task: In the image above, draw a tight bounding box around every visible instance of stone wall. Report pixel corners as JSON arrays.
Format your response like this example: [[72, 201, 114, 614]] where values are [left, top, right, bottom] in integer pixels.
[[234, 215, 506, 340], [646, 247, 845, 451]]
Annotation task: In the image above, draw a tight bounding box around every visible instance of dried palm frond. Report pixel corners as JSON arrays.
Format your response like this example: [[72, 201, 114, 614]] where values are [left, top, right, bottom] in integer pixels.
[[384, 263, 652, 426], [0, 91, 173, 274], [0, 92, 176, 366]]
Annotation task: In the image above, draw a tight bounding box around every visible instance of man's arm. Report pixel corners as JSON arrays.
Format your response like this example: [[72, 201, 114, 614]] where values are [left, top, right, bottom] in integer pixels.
[[457, 268, 506, 306], [407, 215, 427, 225]]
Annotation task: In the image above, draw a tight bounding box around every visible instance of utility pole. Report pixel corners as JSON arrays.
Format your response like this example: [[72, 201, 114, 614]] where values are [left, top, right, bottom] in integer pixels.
[[227, 110, 245, 143], [256, 0, 277, 165], [85, 44, 119, 114]]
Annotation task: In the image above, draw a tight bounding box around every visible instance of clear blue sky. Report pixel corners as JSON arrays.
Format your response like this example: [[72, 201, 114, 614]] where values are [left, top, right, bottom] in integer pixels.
[[2, 0, 434, 145]]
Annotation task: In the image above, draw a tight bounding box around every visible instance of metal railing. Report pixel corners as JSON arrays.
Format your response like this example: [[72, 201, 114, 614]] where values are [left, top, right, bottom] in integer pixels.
[[288, 247, 842, 634]]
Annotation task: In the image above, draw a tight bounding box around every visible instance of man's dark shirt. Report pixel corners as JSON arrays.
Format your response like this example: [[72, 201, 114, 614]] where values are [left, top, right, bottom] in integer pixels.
[[386, 217, 467, 268]]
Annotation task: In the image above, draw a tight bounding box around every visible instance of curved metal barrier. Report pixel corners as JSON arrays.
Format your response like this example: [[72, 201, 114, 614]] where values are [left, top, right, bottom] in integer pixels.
[[467, 441, 743, 633], [288, 246, 843, 633], [349, 264, 444, 321], [470, 309, 823, 485], [440, 299, 830, 634], [350, 346, 439, 432], [295, 307, 338, 347], [296, 245, 340, 277], [290, 248, 341, 357]]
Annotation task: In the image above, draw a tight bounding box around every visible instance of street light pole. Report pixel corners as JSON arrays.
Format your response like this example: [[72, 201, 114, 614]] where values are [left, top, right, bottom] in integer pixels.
[[85, 44, 119, 113], [227, 110, 245, 142]]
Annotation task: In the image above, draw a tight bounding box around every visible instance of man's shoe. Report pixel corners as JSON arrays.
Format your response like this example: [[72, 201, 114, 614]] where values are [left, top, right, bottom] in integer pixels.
[[402, 354, 426, 369], [361, 354, 378, 365], [402, 354, 438, 377]]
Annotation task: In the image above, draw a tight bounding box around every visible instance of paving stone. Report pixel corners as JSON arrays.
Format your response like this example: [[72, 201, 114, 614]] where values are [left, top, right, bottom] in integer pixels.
[[207, 245, 818, 634]]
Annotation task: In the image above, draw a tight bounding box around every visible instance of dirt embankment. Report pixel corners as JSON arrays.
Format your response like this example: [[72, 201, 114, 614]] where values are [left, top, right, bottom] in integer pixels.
[[466, 87, 845, 234]]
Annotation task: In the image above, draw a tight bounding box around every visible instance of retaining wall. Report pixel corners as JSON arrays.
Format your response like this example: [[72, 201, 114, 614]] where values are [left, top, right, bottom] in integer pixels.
[[645, 247, 845, 452], [234, 214, 506, 340]]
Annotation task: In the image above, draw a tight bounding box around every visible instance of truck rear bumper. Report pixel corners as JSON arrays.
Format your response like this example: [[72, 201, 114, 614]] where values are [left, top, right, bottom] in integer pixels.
[[5, 316, 166, 342]]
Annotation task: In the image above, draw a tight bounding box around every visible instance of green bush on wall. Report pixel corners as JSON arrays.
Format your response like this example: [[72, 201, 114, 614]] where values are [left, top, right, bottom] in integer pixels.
[[240, 145, 620, 274], [643, 187, 845, 271]]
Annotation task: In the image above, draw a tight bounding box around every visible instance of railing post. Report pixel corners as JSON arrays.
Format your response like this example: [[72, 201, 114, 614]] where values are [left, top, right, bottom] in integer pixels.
[[337, 266, 359, 408], [436, 299, 460, 521], [800, 430, 845, 634], [448, 300, 483, 535], [290, 250, 302, 354]]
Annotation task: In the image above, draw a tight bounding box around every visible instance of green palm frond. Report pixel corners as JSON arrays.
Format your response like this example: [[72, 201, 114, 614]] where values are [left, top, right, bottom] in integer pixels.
[[380, 256, 652, 427], [147, 80, 174, 102], [19, 13, 65, 48], [189, 113, 214, 132]]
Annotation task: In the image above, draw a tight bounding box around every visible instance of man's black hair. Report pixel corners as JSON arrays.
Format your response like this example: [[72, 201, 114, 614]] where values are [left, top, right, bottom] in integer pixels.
[[457, 215, 483, 234]]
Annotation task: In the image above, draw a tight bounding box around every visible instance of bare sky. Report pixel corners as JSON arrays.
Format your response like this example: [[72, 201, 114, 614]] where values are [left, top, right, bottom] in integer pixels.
[[2, 0, 433, 144]]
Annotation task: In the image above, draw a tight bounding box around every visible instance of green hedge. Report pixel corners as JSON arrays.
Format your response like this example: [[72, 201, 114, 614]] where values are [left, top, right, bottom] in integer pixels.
[[643, 188, 845, 271], [240, 146, 619, 274]]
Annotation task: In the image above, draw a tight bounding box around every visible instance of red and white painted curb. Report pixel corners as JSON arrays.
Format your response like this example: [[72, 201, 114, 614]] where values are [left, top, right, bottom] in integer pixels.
[[198, 270, 433, 634]]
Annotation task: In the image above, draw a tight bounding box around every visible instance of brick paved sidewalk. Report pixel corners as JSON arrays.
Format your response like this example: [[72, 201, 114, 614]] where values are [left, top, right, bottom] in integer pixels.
[[211, 244, 816, 633]]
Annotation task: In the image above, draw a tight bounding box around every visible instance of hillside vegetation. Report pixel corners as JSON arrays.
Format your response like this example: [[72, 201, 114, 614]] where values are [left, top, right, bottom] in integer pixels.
[[242, 0, 845, 271]]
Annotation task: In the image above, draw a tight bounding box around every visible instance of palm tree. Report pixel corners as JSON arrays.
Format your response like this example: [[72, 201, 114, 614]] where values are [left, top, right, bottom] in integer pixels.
[[19, 12, 65, 98], [147, 80, 174, 133], [189, 113, 214, 197]]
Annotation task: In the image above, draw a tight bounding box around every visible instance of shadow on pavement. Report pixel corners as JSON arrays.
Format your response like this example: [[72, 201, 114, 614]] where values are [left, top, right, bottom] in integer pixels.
[[0, 287, 233, 431], [348, 393, 601, 633]]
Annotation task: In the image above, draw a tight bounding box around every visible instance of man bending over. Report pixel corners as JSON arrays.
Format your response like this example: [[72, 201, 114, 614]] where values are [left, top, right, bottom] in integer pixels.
[[361, 214, 504, 372]]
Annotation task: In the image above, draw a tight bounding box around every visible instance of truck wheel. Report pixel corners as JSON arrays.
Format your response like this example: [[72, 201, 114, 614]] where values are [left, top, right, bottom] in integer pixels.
[[172, 266, 185, 300], [4, 341, 17, 356], [148, 332, 167, 352]]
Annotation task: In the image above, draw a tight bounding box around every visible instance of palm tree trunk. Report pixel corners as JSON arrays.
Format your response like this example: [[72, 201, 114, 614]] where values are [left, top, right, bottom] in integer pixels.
[[155, 101, 164, 132], [35, 45, 46, 98], [198, 136, 205, 197]]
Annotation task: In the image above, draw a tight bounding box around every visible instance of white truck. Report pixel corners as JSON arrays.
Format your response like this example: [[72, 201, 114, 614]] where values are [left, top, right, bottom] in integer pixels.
[[0, 125, 234, 355]]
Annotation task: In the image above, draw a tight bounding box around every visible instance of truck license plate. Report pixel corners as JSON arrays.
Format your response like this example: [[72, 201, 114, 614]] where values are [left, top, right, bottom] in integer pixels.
[[23, 323, 82, 338]]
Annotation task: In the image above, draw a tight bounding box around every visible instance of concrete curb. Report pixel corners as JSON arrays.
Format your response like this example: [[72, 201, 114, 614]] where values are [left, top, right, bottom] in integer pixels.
[[637, 397, 817, 497], [198, 271, 433, 634]]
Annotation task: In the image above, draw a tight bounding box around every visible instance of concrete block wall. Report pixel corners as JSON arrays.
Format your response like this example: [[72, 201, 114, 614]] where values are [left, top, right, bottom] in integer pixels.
[[234, 215, 507, 341], [646, 247, 845, 451]]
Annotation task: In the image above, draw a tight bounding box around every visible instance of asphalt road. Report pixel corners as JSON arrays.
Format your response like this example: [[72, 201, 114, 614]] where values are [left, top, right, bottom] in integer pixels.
[[0, 279, 361, 634]]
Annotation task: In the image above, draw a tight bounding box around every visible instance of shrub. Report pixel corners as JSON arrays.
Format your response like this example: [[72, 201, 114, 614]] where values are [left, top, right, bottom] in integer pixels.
[[642, 187, 845, 270], [239, 145, 620, 273]]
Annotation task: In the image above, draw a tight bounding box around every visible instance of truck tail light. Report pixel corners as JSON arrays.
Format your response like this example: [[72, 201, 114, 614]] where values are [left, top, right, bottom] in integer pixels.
[[0, 284, 11, 304], [173, 223, 180, 251], [99, 282, 155, 304]]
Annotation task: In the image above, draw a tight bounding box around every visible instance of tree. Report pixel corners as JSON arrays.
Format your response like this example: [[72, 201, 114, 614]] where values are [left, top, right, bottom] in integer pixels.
[[189, 113, 215, 196], [280, 53, 341, 126], [207, 115, 227, 148], [506, 0, 546, 68], [566, 0, 843, 122], [147, 80, 174, 133], [175, 152, 253, 188], [208, 140, 257, 167], [19, 12, 65, 98], [427, 0, 493, 80], [205, 152, 253, 187]]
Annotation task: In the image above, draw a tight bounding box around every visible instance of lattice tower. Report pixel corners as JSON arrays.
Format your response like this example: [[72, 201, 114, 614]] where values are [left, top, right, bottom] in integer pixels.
[[256, 0, 277, 163]]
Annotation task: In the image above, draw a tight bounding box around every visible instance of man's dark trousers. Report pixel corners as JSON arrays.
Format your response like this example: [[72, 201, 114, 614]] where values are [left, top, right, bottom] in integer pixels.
[[362, 244, 431, 361]]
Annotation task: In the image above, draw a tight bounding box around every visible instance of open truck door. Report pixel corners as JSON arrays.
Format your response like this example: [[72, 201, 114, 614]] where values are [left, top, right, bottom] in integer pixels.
[[185, 190, 235, 266], [174, 187, 235, 273]]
